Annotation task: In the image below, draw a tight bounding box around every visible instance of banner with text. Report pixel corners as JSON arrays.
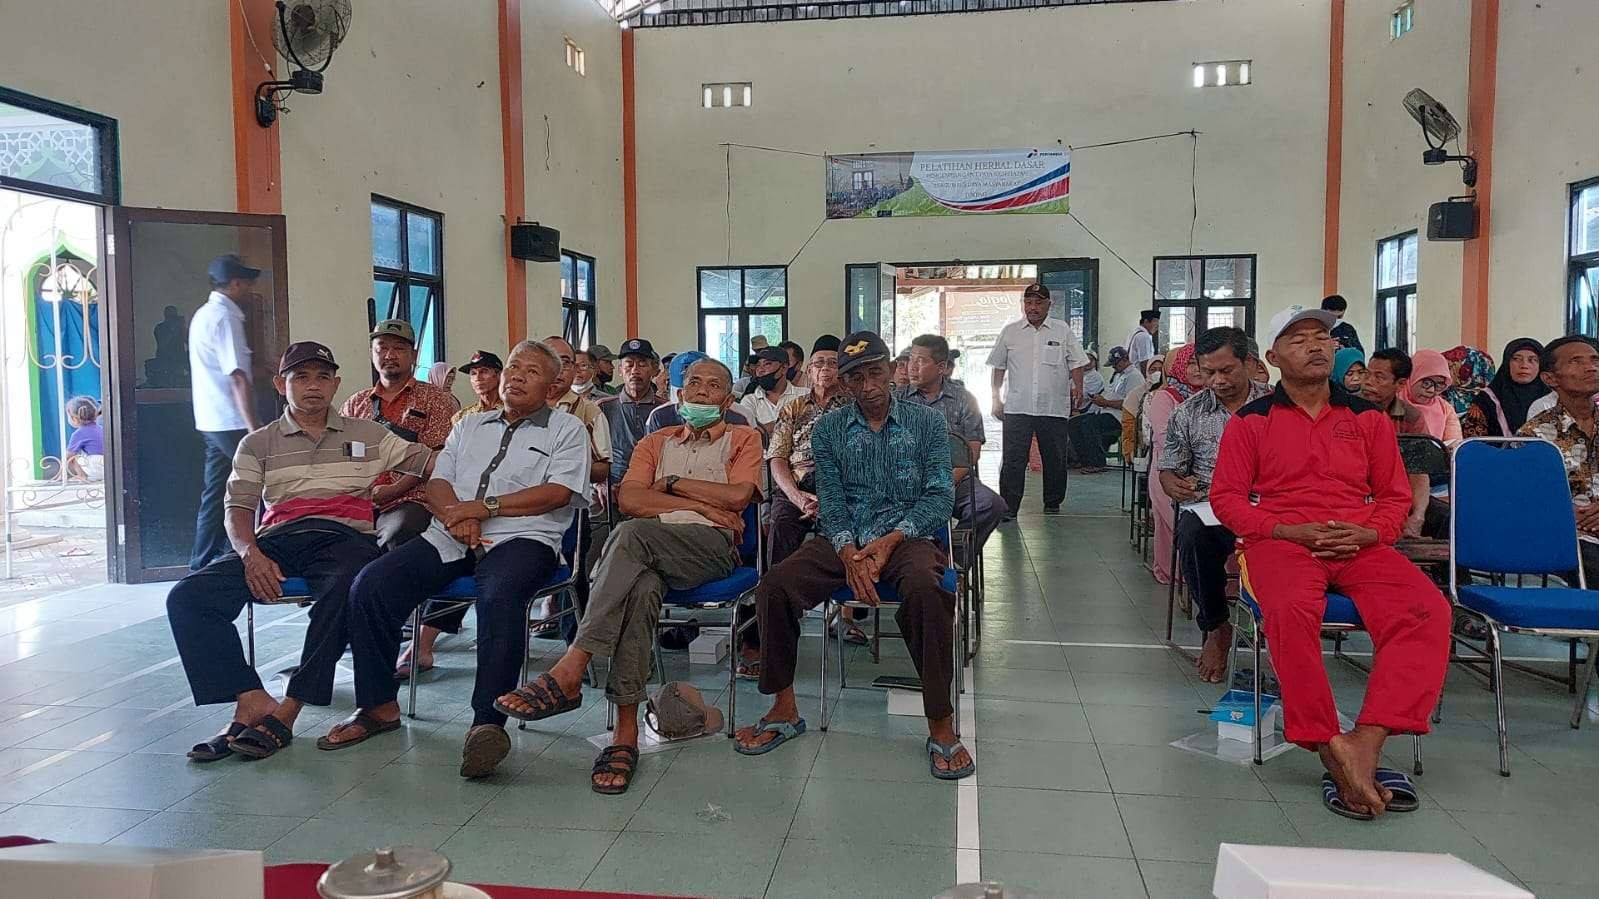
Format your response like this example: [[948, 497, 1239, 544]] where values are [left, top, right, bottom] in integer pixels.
[[825, 148, 1070, 219]]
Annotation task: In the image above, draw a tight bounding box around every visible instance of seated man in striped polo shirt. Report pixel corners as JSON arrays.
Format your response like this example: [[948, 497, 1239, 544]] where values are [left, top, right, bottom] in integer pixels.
[[168, 341, 432, 764]]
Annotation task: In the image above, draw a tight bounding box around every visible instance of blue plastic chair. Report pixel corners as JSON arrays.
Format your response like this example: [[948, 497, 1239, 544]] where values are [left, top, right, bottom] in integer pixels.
[[818, 524, 964, 734], [405, 510, 587, 721], [1450, 438, 1599, 775], [245, 577, 314, 668]]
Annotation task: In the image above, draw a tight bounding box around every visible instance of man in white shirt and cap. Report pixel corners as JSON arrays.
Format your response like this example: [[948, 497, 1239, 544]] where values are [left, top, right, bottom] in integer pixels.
[[987, 283, 1089, 517], [1128, 309, 1160, 376], [189, 254, 263, 570]]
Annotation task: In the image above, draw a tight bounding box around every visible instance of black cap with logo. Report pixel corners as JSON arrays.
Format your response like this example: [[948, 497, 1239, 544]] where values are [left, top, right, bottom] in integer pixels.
[[618, 338, 657, 361], [279, 341, 339, 373], [457, 350, 503, 373], [837, 330, 890, 375]]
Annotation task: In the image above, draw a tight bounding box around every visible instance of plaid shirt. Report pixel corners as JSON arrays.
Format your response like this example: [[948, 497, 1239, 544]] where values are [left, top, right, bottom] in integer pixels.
[[341, 378, 457, 511], [767, 390, 852, 481], [1519, 404, 1599, 503], [812, 398, 954, 551]]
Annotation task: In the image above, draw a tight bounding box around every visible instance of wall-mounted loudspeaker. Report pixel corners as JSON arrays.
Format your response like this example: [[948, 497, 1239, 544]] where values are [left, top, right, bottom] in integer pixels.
[[510, 223, 561, 262], [1427, 199, 1477, 241]]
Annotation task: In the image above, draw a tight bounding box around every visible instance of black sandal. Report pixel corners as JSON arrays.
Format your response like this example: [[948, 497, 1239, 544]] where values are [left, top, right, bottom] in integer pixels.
[[492, 672, 582, 722], [230, 714, 293, 759], [316, 711, 401, 751], [591, 744, 640, 795], [187, 721, 248, 762]]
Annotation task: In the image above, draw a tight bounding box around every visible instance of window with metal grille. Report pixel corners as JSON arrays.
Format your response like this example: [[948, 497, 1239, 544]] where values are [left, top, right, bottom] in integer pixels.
[[370, 196, 444, 378], [1375, 231, 1418, 352], [1567, 178, 1599, 337], [698, 266, 787, 373], [1151, 255, 1257, 351], [561, 251, 597, 350]]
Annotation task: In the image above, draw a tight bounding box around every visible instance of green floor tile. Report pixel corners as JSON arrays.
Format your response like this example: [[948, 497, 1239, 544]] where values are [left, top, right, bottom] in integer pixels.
[[0, 747, 118, 804], [584, 830, 783, 897], [977, 787, 1132, 858], [671, 727, 820, 779], [110, 810, 305, 850], [315, 761, 504, 825], [0, 803, 153, 843], [972, 666, 1079, 703], [765, 839, 953, 899], [1073, 672, 1209, 709], [1116, 794, 1297, 863], [973, 739, 1110, 793], [169, 757, 378, 818], [1278, 802, 1515, 882], [1452, 810, 1595, 886], [980, 850, 1147, 898], [0, 704, 98, 747], [1082, 703, 1212, 748], [810, 730, 943, 783], [1100, 742, 1274, 801], [628, 768, 806, 839], [1137, 858, 1216, 898], [32, 751, 229, 811], [974, 697, 1094, 743], [264, 816, 461, 865], [789, 777, 955, 847], [440, 824, 616, 889]]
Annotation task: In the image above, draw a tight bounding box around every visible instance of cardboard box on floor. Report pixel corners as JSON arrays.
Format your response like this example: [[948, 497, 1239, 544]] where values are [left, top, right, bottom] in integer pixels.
[[0, 843, 263, 899]]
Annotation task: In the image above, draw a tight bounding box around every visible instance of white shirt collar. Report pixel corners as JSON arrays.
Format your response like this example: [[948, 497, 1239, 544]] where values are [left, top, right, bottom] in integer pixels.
[[208, 290, 243, 317]]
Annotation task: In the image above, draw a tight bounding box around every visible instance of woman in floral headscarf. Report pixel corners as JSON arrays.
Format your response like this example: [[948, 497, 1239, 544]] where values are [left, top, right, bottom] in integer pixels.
[[1145, 344, 1202, 583], [1441, 345, 1495, 415]]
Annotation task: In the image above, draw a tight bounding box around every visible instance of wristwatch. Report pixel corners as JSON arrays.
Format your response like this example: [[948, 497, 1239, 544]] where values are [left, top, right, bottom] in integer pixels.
[[482, 495, 501, 518], [664, 475, 682, 495]]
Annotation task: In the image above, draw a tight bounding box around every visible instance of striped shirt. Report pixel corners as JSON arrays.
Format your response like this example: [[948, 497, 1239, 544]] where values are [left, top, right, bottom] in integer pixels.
[[226, 411, 431, 535], [812, 398, 954, 551]]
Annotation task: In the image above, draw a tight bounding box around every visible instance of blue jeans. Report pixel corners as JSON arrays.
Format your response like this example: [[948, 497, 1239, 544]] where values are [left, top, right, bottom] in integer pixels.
[[191, 429, 246, 571]]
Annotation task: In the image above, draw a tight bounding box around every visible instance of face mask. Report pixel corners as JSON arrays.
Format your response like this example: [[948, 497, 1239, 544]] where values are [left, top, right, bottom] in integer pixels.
[[596, 368, 612, 385], [679, 401, 724, 429], [787, 365, 800, 383], [571, 381, 594, 394], [754, 372, 780, 392]]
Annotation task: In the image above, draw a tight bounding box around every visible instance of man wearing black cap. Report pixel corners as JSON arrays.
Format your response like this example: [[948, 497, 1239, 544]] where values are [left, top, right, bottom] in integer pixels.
[[598, 338, 666, 487], [733, 345, 808, 433], [166, 342, 432, 763], [451, 350, 504, 424], [588, 344, 619, 396], [188, 254, 264, 570], [1128, 309, 1160, 376], [738, 331, 971, 780]]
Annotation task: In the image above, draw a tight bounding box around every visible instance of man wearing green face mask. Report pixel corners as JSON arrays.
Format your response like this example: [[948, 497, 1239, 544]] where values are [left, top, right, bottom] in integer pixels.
[[495, 358, 763, 795]]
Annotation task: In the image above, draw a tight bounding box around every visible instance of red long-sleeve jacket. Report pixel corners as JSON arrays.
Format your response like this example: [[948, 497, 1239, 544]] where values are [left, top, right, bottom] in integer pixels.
[[1210, 384, 1411, 548]]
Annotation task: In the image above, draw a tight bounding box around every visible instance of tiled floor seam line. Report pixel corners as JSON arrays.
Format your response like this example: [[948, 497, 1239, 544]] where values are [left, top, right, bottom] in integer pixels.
[[955, 656, 980, 884], [1077, 680, 1151, 897]]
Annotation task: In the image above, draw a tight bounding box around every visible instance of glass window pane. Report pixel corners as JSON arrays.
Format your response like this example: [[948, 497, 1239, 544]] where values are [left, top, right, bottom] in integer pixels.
[[561, 254, 575, 300], [373, 277, 400, 320], [1574, 186, 1599, 257], [372, 204, 401, 269], [847, 265, 878, 334], [576, 257, 592, 303], [406, 213, 437, 275], [1378, 240, 1400, 289], [408, 284, 437, 373], [1206, 305, 1246, 331], [1203, 257, 1252, 299], [702, 313, 742, 371], [1159, 305, 1196, 351], [1574, 266, 1599, 338], [1154, 258, 1202, 301], [699, 268, 740, 308], [0, 100, 102, 194], [750, 313, 784, 350], [1382, 296, 1399, 349], [1400, 234, 1418, 285], [744, 267, 786, 307], [1404, 291, 1417, 353]]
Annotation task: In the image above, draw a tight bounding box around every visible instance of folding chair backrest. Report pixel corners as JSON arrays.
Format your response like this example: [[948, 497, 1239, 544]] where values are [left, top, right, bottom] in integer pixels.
[[1398, 434, 1450, 483], [1453, 438, 1579, 575]]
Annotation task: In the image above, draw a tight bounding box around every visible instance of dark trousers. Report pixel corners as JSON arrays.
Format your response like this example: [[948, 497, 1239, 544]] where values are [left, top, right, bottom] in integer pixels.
[[766, 490, 815, 567], [999, 414, 1068, 512], [375, 501, 432, 551], [349, 535, 558, 727], [167, 527, 380, 707], [957, 479, 1006, 564], [190, 429, 246, 571], [1067, 413, 1122, 469], [757, 536, 956, 720], [1174, 511, 1236, 633]]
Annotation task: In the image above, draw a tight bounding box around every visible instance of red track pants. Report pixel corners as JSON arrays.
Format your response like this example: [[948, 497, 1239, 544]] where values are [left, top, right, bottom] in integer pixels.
[[1239, 540, 1450, 748]]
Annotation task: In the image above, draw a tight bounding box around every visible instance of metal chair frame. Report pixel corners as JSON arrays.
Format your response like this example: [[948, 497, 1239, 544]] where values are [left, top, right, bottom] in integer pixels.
[[1447, 437, 1599, 776], [245, 583, 313, 668]]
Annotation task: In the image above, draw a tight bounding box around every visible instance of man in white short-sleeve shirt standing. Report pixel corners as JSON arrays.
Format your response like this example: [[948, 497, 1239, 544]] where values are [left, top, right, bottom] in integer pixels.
[[1127, 309, 1160, 375], [987, 282, 1089, 518], [188, 254, 262, 570]]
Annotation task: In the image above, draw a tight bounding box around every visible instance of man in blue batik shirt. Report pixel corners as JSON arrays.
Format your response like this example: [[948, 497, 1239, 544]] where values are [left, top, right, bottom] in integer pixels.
[[734, 331, 972, 780]]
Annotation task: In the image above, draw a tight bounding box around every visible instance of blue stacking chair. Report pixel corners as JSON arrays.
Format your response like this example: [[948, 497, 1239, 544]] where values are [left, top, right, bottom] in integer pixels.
[[405, 510, 588, 721], [1450, 438, 1599, 776], [818, 524, 963, 734], [1232, 581, 1424, 773], [651, 501, 763, 738], [247, 577, 315, 667]]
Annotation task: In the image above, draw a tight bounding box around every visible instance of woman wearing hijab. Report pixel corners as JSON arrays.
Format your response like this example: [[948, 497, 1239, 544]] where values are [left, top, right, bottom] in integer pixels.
[[1402, 349, 1463, 444], [1145, 344, 1201, 583], [425, 362, 460, 411], [1463, 338, 1549, 438], [1122, 354, 1164, 460], [1442, 345, 1495, 415], [1331, 347, 1366, 393]]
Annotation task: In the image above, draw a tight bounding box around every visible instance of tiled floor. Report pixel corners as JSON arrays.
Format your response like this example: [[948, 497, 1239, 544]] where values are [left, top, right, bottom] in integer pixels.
[[0, 471, 1595, 897]]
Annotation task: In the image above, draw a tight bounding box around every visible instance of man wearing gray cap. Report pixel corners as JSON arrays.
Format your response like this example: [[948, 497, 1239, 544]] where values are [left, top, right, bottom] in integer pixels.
[[189, 255, 264, 570]]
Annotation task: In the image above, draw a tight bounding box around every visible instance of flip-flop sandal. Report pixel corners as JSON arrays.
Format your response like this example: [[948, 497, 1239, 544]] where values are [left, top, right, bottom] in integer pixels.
[[316, 711, 402, 751], [927, 737, 976, 781], [460, 724, 511, 779], [1321, 773, 1376, 821], [591, 744, 640, 795], [733, 717, 806, 756], [1375, 767, 1421, 813], [736, 658, 762, 680], [187, 722, 248, 762], [530, 619, 562, 639], [230, 714, 293, 760], [492, 672, 582, 722], [393, 662, 435, 682]]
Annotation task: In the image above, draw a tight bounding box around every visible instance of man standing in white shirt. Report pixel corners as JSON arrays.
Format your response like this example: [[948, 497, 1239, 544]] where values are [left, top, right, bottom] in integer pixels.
[[987, 283, 1089, 517], [188, 254, 262, 570], [1127, 309, 1159, 376]]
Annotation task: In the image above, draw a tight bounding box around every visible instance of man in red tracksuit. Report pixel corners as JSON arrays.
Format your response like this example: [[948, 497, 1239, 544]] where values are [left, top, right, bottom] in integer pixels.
[[1210, 306, 1450, 818]]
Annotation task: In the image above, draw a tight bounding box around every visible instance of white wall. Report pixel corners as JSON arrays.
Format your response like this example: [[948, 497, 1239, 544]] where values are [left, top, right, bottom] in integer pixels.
[[632, 0, 1332, 357], [1336, 0, 1471, 352]]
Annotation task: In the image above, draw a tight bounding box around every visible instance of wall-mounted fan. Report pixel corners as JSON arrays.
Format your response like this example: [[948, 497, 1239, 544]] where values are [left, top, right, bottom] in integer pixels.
[[255, 0, 353, 128], [1402, 88, 1477, 188]]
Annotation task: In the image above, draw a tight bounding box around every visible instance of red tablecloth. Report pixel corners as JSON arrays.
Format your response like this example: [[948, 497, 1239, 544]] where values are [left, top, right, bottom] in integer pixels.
[[266, 864, 691, 899]]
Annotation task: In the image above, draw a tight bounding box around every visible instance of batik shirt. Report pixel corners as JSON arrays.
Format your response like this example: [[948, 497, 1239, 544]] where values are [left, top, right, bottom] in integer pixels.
[[1520, 404, 1599, 503], [811, 398, 954, 551], [1158, 381, 1271, 485], [766, 391, 852, 481]]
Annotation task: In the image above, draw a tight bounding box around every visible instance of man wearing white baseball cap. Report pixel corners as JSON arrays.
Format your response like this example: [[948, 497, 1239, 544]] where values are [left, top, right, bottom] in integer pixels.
[[1208, 304, 1449, 820]]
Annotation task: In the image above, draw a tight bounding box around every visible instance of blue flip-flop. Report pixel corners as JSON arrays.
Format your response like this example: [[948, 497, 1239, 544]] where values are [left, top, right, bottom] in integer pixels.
[[734, 717, 806, 755], [1321, 773, 1375, 821], [1375, 767, 1421, 813], [928, 737, 976, 781]]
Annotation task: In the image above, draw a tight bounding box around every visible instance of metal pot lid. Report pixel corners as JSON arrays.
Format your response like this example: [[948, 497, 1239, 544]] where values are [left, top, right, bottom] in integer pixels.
[[935, 882, 1047, 899], [317, 846, 452, 899]]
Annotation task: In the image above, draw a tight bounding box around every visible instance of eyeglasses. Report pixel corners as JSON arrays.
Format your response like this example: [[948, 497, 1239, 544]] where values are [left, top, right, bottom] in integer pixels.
[[1413, 377, 1447, 394]]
